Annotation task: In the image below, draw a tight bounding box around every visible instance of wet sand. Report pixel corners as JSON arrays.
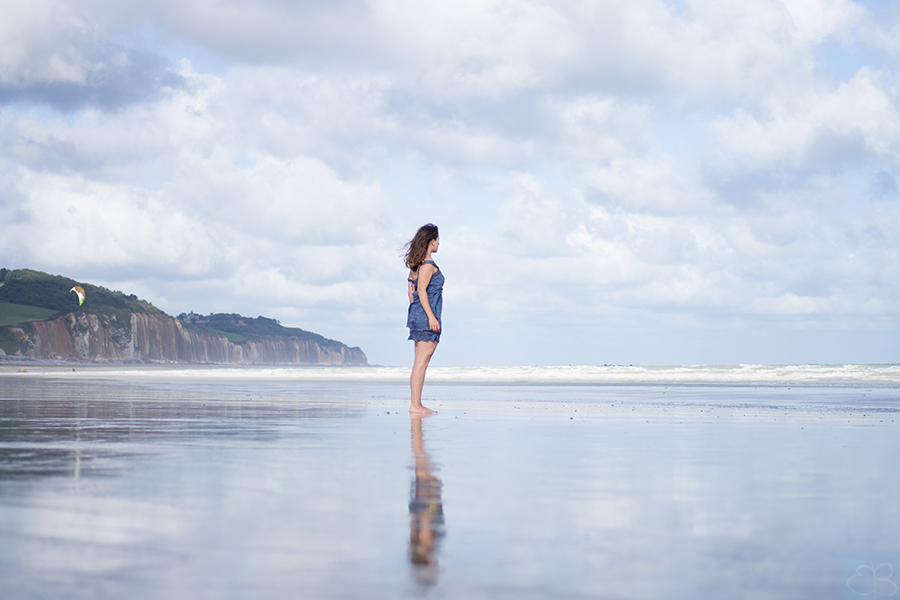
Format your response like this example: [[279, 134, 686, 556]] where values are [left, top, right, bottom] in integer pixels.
[[1, 367, 899, 599]]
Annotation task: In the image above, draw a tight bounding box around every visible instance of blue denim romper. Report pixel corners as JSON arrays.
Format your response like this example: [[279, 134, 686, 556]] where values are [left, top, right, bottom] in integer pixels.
[[407, 260, 444, 342]]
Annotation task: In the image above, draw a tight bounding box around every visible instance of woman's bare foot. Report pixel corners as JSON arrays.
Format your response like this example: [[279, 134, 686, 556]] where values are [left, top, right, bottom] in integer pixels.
[[410, 404, 436, 415]]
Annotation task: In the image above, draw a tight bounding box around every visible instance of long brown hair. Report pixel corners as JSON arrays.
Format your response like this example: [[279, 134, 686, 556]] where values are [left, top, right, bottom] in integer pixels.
[[404, 223, 439, 270]]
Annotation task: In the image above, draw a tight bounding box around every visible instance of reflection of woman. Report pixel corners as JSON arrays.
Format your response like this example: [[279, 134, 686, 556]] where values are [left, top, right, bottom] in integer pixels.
[[409, 416, 444, 575], [404, 224, 443, 414]]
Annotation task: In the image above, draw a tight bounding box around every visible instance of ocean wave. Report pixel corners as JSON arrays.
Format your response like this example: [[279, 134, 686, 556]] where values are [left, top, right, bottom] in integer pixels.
[[6, 364, 900, 385]]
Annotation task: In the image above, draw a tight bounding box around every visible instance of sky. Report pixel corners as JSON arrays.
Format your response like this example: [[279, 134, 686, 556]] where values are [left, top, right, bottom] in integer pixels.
[[1, 0, 899, 367]]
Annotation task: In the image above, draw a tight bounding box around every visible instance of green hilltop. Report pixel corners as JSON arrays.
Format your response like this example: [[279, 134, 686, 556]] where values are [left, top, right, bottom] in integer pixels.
[[0, 268, 160, 321], [181, 313, 345, 351]]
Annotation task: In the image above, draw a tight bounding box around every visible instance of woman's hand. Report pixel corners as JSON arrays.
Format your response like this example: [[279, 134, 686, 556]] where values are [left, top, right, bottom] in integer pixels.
[[428, 315, 441, 333]]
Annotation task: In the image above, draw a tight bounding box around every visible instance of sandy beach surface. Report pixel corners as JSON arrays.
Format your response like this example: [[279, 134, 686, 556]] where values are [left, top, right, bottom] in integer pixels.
[[1, 364, 899, 599]]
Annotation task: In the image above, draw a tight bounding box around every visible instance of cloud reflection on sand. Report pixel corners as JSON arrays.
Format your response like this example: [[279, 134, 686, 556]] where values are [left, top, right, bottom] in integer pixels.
[[1, 369, 899, 599]]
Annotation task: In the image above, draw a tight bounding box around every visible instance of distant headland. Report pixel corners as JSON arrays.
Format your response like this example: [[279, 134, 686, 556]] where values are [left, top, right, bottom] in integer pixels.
[[0, 268, 367, 365]]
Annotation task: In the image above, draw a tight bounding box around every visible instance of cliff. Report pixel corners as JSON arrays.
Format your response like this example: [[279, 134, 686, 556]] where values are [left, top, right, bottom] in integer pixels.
[[0, 269, 367, 365]]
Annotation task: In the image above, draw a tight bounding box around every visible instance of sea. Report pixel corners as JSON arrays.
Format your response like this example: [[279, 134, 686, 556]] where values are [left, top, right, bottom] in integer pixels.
[[1, 363, 898, 599]]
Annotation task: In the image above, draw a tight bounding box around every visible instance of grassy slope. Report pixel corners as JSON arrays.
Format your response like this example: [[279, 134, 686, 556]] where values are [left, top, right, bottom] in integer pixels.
[[0, 268, 161, 319], [0, 302, 58, 327], [195, 314, 344, 349]]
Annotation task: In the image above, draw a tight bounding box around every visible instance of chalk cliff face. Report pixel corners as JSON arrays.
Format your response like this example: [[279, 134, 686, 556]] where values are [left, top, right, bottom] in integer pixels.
[[7, 312, 367, 365]]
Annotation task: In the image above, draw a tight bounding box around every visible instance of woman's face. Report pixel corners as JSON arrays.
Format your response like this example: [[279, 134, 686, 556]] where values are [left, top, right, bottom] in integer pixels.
[[430, 237, 440, 253]]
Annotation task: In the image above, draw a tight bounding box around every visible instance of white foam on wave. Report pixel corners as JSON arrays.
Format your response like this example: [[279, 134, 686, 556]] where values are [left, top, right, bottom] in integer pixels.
[[7, 364, 900, 385], [427, 364, 900, 384]]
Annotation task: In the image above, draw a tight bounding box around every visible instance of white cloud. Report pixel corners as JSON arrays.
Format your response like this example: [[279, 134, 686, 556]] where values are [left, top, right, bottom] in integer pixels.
[[781, 0, 866, 45], [0, 0, 182, 110], [381, 0, 577, 97], [583, 154, 718, 214], [709, 68, 900, 173], [7, 169, 221, 275], [0, 0, 95, 86], [2, 0, 900, 365]]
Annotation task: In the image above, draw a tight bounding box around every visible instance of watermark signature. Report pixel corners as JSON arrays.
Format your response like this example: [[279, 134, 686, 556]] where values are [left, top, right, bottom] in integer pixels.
[[848, 562, 897, 597]]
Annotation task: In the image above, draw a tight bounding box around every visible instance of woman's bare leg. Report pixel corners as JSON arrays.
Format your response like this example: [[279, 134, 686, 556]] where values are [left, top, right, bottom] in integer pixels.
[[410, 341, 438, 414]]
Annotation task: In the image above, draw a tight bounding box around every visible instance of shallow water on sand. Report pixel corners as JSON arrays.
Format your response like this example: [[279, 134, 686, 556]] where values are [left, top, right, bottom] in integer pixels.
[[1, 370, 899, 599]]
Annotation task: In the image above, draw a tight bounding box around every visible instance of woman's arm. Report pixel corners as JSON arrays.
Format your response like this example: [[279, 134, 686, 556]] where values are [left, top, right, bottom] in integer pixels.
[[408, 271, 415, 304], [416, 264, 441, 332]]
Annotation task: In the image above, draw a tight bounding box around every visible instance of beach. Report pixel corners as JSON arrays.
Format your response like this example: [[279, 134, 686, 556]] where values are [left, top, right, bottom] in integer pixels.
[[1, 365, 899, 599]]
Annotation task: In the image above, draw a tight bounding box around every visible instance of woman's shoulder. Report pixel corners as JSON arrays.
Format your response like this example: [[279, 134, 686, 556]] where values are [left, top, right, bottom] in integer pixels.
[[420, 260, 438, 270]]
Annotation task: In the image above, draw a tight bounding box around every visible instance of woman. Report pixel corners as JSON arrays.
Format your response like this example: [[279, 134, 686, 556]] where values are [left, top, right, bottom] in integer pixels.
[[405, 223, 443, 414]]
